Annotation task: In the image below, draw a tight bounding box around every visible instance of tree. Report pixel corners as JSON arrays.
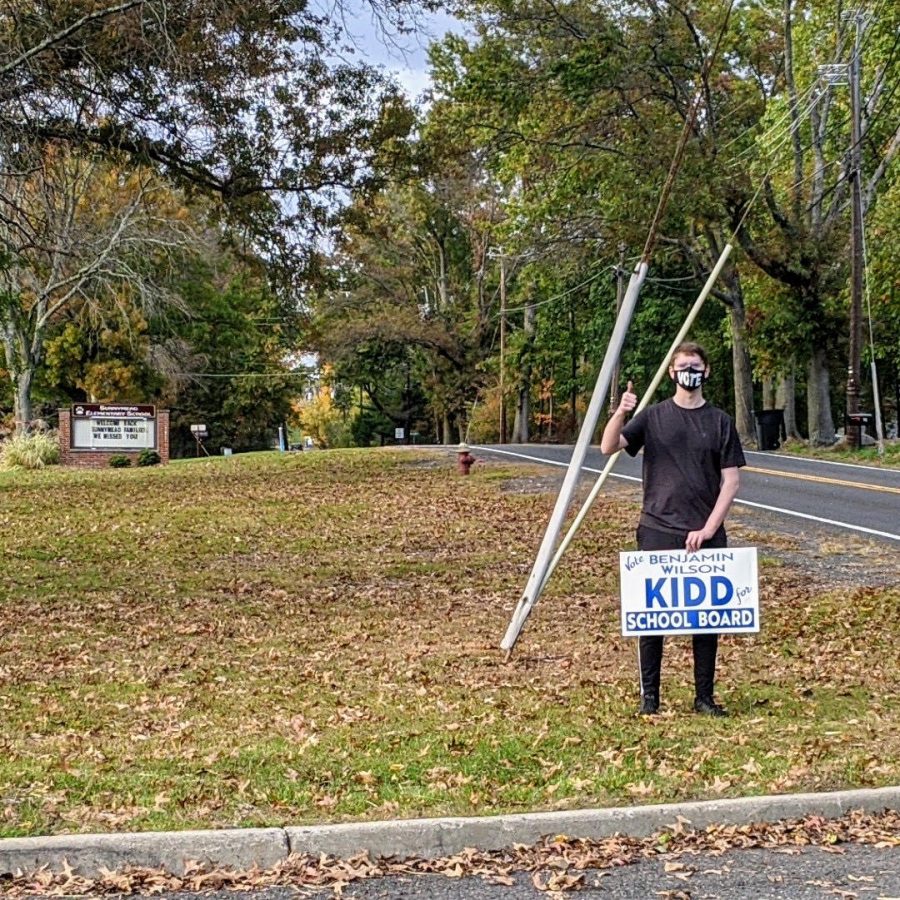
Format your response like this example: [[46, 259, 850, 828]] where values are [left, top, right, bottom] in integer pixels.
[[43, 303, 161, 405], [421, 2, 750, 442], [431, 0, 900, 446], [1, 0, 439, 431], [157, 258, 303, 456], [0, 146, 192, 429], [721, 0, 900, 442], [314, 112, 508, 443], [1, 0, 412, 252]]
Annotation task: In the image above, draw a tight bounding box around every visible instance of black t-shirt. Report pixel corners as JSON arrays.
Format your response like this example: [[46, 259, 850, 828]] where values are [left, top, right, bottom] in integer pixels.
[[621, 398, 746, 534]]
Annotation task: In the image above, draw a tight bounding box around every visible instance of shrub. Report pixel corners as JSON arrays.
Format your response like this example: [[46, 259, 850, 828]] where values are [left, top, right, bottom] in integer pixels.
[[108, 454, 131, 468], [0, 431, 60, 469], [137, 449, 161, 467]]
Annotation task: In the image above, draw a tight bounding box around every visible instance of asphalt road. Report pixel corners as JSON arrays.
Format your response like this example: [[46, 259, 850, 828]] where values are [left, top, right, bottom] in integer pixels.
[[101, 843, 900, 899], [472, 443, 900, 545]]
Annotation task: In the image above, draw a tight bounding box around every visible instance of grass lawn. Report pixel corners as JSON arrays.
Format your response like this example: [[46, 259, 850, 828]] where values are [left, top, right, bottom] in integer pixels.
[[776, 436, 900, 467], [0, 449, 897, 839]]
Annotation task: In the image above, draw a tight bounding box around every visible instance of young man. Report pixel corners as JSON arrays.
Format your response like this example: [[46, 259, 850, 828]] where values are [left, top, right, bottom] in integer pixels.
[[600, 342, 746, 717]]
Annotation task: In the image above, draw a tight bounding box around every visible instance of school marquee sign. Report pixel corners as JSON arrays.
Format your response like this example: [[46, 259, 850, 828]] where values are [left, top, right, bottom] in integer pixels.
[[619, 547, 759, 636], [71, 404, 157, 450]]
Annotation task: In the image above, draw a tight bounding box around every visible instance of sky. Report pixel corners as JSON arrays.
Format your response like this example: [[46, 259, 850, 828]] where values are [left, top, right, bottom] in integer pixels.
[[335, 3, 467, 102]]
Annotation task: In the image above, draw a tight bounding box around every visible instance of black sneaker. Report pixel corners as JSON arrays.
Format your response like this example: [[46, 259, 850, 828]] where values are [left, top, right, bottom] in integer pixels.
[[693, 697, 728, 717], [639, 694, 660, 715]]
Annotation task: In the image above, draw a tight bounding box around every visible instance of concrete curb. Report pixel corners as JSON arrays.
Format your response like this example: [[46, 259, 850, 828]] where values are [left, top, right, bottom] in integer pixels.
[[1, 787, 897, 878], [0, 827, 288, 878]]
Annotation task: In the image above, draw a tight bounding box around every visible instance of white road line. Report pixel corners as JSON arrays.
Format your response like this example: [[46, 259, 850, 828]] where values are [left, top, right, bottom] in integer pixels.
[[473, 445, 900, 543], [473, 446, 575, 468], [732, 499, 900, 542]]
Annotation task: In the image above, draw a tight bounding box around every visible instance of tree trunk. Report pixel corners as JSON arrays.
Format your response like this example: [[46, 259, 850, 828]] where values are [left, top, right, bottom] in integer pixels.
[[776, 368, 801, 438], [761, 377, 776, 410], [513, 301, 536, 443], [442, 412, 452, 445], [436, 242, 449, 311], [727, 299, 755, 446], [2, 327, 35, 434], [512, 390, 527, 443], [15, 368, 34, 433], [807, 348, 836, 445]]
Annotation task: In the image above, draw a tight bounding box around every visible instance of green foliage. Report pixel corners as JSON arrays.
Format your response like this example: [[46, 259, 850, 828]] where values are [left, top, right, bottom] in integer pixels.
[[412, 0, 900, 442], [0, 432, 60, 469], [44, 307, 162, 404], [159, 260, 302, 456], [351, 407, 396, 447], [108, 455, 132, 468], [137, 449, 162, 467]]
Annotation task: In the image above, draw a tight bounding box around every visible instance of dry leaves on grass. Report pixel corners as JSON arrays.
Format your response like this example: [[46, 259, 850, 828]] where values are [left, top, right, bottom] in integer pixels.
[[3, 809, 898, 897], [2, 449, 899, 835]]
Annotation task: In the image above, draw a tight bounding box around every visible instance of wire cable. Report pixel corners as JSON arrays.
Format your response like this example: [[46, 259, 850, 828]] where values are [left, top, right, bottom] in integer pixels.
[[721, 79, 821, 159], [173, 371, 307, 378], [500, 264, 616, 315], [724, 81, 823, 168]]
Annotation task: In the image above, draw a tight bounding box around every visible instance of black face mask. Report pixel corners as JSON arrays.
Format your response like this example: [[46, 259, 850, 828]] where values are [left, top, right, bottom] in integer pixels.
[[671, 367, 706, 391]]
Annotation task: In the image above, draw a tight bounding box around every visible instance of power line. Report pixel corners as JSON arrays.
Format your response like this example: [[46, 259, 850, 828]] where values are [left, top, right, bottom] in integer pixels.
[[499, 265, 616, 315], [173, 371, 309, 378]]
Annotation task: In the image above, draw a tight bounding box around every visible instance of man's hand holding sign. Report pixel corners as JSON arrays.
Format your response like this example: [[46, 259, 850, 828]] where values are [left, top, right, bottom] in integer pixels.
[[601, 341, 753, 718]]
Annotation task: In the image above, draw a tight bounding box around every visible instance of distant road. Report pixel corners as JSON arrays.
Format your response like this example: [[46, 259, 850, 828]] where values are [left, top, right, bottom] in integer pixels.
[[472, 444, 900, 544]]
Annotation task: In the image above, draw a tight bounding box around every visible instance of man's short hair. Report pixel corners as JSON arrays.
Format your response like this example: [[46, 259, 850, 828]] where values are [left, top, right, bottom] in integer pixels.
[[671, 341, 709, 367]]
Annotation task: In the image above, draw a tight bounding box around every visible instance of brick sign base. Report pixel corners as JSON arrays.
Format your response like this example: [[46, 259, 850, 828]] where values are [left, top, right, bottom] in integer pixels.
[[59, 409, 170, 468]]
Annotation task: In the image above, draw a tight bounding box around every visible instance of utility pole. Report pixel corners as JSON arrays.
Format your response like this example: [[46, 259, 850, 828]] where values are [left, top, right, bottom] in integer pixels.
[[846, 11, 865, 449], [820, 12, 867, 450], [499, 252, 508, 444], [609, 242, 627, 414]]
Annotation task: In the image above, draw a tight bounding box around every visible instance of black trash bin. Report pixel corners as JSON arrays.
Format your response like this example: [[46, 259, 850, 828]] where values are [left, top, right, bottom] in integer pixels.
[[755, 409, 785, 451], [846, 412, 873, 446]]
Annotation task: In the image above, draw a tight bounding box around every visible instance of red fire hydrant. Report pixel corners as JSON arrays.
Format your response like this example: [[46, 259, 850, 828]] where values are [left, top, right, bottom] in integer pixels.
[[456, 442, 476, 475]]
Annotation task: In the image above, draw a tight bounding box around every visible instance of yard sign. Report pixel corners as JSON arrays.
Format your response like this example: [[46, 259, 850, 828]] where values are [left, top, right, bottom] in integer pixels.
[[619, 547, 759, 636]]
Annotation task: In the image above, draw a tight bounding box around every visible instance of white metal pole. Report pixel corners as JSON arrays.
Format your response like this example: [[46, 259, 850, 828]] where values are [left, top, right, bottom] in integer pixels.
[[499, 7, 736, 654], [532, 243, 734, 598], [500, 261, 648, 652]]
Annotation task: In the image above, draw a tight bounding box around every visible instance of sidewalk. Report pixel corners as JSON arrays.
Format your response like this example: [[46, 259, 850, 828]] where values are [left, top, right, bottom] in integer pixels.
[[1, 786, 897, 878]]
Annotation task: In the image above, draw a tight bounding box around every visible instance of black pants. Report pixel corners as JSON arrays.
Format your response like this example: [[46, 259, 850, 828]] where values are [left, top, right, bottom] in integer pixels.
[[636, 524, 727, 700]]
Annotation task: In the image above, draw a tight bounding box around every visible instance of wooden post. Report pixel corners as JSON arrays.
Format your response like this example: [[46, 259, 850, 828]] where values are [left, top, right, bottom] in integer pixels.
[[499, 253, 508, 444], [610, 243, 626, 413], [846, 12, 864, 449]]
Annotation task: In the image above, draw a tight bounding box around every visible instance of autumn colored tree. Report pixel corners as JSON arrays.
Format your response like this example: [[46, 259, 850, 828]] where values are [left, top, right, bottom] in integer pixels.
[[0, 147, 193, 429], [0, 0, 454, 437], [0, 0, 415, 248]]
